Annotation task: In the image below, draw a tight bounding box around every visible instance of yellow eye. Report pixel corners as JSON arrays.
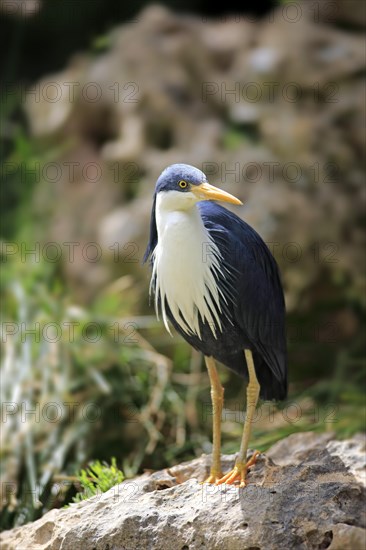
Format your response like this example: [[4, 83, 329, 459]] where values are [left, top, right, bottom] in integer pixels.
[[178, 180, 188, 189]]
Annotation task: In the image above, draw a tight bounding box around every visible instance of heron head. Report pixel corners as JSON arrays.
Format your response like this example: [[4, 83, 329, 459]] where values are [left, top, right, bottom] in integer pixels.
[[155, 163, 242, 211]]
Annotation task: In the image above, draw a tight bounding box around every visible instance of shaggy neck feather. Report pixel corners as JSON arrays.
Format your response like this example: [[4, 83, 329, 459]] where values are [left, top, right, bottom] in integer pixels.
[[151, 192, 224, 339]]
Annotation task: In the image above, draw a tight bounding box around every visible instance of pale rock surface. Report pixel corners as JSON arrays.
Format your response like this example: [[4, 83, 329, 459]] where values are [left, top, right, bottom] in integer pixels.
[[1, 433, 365, 550]]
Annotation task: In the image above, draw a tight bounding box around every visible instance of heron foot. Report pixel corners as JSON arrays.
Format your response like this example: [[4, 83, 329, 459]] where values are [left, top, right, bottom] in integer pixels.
[[215, 450, 260, 488], [200, 468, 224, 485]]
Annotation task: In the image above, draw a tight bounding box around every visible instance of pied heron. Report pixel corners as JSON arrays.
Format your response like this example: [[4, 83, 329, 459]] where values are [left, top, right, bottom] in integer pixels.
[[144, 164, 287, 487]]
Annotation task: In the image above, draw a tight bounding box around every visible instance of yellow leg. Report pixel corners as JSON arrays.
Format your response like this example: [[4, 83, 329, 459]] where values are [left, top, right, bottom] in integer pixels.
[[216, 349, 260, 487], [201, 356, 224, 483]]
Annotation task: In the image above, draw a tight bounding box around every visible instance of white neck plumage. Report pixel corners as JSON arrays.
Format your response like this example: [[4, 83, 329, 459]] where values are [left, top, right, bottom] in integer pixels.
[[150, 191, 225, 339]]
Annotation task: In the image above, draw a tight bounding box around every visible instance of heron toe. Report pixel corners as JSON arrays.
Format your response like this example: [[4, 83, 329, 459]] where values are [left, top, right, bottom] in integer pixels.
[[200, 469, 224, 485], [215, 451, 260, 488]]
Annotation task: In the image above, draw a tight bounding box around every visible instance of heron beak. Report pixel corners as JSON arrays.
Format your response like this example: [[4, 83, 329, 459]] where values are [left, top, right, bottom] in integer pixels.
[[191, 182, 243, 205]]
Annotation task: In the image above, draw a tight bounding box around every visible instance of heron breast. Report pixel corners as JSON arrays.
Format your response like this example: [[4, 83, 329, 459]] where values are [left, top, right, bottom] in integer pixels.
[[153, 206, 223, 338]]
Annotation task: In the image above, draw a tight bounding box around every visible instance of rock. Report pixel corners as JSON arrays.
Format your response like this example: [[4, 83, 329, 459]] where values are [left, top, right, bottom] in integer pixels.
[[98, 196, 152, 262], [329, 523, 366, 549], [1, 433, 365, 550], [266, 431, 336, 465], [311, 0, 366, 29]]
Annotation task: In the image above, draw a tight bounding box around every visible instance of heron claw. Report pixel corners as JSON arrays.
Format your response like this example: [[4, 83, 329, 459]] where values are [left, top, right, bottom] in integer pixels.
[[215, 450, 260, 488]]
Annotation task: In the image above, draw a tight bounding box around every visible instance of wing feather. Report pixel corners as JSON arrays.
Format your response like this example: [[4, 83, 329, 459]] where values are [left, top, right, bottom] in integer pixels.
[[199, 202, 287, 386]]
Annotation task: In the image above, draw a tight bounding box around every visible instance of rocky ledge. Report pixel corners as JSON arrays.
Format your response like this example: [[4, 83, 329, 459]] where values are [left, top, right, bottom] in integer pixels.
[[1, 432, 365, 550]]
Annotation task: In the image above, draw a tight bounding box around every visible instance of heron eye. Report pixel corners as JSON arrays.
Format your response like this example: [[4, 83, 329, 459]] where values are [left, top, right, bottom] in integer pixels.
[[178, 180, 188, 189]]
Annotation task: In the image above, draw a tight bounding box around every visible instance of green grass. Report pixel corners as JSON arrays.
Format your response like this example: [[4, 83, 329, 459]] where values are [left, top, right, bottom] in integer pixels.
[[71, 458, 124, 503]]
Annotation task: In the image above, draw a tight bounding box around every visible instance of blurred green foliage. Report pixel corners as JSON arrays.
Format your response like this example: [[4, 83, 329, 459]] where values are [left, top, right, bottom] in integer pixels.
[[71, 457, 124, 503], [0, 252, 181, 528]]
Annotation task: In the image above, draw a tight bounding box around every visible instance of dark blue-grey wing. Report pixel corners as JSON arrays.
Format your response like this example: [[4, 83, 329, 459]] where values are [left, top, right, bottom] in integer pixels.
[[199, 202, 287, 388]]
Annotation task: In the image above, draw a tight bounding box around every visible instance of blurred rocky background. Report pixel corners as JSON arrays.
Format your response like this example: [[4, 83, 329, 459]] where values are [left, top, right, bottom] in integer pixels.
[[1, 0, 365, 532]]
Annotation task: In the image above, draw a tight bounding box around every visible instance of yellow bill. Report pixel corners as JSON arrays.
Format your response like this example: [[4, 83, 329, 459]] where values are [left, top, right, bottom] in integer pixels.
[[191, 182, 242, 205]]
